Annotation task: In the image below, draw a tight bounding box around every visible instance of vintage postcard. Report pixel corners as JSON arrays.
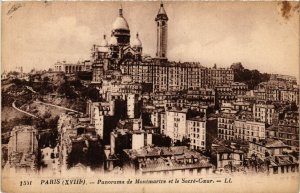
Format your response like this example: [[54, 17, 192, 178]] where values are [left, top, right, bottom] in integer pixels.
[[1, 1, 299, 193]]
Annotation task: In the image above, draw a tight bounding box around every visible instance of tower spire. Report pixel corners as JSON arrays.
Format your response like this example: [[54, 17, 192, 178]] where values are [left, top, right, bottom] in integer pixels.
[[155, 2, 168, 60], [119, 4, 123, 17]]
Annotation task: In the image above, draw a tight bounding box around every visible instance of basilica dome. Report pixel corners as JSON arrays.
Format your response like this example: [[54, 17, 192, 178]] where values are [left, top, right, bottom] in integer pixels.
[[112, 9, 130, 31], [132, 33, 142, 47]]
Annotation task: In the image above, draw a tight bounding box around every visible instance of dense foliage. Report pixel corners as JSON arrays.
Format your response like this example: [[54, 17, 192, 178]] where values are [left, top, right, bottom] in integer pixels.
[[231, 62, 270, 89]]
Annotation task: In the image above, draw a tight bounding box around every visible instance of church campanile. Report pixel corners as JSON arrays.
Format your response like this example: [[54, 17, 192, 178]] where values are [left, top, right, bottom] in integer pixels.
[[155, 2, 168, 60]]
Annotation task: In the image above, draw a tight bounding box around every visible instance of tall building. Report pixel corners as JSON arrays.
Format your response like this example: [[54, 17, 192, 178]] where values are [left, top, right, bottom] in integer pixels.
[[155, 3, 168, 60], [217, 112, 235, 140], [187, 117, 206, 150], [253, 104, 275, 125], [165, 107, 188, 143]]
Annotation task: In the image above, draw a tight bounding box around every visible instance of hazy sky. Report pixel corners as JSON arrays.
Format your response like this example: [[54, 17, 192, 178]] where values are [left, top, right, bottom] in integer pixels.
[[2, 1, 299, 78]]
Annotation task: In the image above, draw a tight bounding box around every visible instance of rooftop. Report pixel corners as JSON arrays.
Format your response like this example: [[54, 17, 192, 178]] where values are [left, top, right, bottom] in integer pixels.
[[140, 157, 212, 172], [167, 107, 188, 113], [250, 138, 289, 148], [269, 155, 298, 166], [187, 116, 206, 122], [211, 144, 244, 154], [124, 146, 199, 159]]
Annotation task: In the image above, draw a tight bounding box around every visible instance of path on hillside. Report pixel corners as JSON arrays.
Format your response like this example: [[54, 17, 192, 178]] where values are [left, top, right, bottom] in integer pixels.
[[12, 101, 39, 118], [34, 100, 83, 114], [26, 83, 83, 114], [25, 86, 37, 93]]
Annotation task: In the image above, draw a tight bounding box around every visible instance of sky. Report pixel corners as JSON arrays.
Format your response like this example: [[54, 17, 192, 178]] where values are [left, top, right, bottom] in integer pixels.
[[2, 1, 299, 79]]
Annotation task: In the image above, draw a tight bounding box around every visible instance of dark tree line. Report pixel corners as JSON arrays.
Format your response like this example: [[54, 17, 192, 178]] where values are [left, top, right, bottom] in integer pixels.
[[152, 134, 172, 147], [231, 62, 270, 90]]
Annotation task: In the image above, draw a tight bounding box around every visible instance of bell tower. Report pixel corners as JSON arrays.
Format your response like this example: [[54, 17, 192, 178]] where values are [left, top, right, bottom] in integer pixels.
[[155, 2, 168, 61]]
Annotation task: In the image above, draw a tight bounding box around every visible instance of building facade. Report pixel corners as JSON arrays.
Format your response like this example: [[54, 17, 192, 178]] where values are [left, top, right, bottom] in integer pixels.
[[253, 104, 275, 125], [187, 117, 206, 150], [54, 60, 92, 73], [234, 120, 265, 142], [165, 108, 188, 143]]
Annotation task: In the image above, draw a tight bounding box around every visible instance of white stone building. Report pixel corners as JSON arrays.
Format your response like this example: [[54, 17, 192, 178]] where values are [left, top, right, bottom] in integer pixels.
[[187, 117, 206, 150], [234, 120, 265, 142], [165, 107, 188, 143], [253, 104, 275, 125]]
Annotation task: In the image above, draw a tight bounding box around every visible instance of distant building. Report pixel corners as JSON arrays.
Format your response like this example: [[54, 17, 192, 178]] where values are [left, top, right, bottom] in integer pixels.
[[280, 88, 299, 105], [232, 101, 251, 112], [270, 74, 297, 84], [215, 85, 236, 109], [151, 91, 186, 109], [253, 104, 275, 125], [186, 88, 215, 107], [255, 80, 299, 105], [54, 60, 92, 73], [230, 82, 248, 95]]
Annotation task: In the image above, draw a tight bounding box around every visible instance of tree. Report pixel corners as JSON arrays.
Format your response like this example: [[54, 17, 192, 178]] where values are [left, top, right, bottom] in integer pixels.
[[43, 76, 50, 82], [152, 134, 171, 147], [142, 112, 152, 126], [290, 102, 298, 112], [82, 87, 100, 102], [187, 109, 204, 119], [230, 62, 244, 71], [231, 62, 270, 89], [174, 137, 191, 147]]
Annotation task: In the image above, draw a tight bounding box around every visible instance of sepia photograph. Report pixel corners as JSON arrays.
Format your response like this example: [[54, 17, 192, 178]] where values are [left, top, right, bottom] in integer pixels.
[[1, 1, 299, 193]]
